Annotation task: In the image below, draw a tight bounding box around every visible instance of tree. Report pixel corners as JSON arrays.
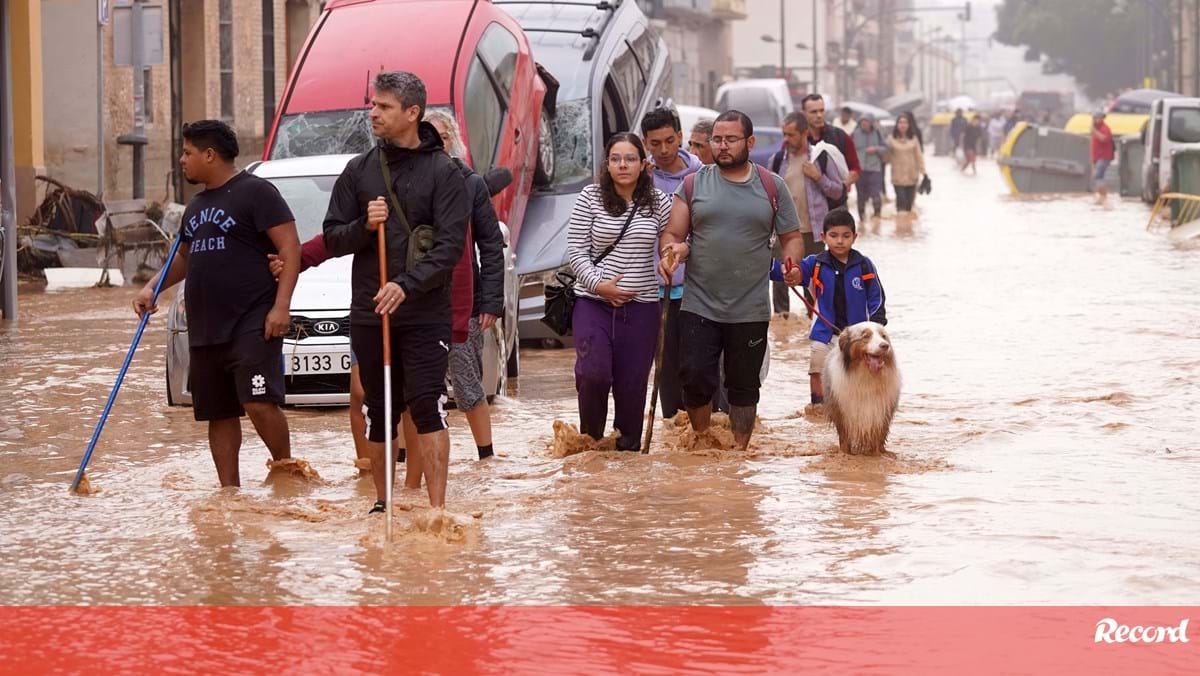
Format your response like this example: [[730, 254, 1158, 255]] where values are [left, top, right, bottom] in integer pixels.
[[994, 0, 1165, 98]]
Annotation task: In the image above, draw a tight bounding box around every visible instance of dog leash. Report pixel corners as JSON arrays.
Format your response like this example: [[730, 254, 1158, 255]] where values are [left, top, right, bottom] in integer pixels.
[[783, 257, 842, 335]]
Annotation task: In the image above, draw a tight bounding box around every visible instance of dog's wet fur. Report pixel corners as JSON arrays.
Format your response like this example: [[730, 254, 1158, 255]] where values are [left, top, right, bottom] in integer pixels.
[[823, 322, 901, 456]]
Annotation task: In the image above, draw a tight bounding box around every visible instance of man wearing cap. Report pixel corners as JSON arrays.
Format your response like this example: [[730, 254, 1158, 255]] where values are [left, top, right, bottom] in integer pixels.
[[1091, 111, 1115, 204]]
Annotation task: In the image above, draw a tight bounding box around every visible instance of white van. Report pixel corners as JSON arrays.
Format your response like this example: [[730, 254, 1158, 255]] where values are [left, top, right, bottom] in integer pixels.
[[715, 79, 793, 129], [1141, 97, 1200, 203]]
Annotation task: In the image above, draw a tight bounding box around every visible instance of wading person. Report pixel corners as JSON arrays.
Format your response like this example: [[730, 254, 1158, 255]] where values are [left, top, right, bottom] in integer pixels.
[[801, 94, 860, 202], [660, 111, 805, 450], [567, 133, 671, 451], [774, 208, 887, 411], [1091, 111, 1115, 204], [961, 116, 982, 175], [406, 110, 505, 468], [852, 114, 886, 222], [133, 120, 301, 487], [888, 112, 926, 215], [688, 118, 716, 165], [770, 112, 843, 316], [566, 132, 672, 449], [323, 71, 468, 513], [833, 106, 857, 136], [640, 108, 719, 419]]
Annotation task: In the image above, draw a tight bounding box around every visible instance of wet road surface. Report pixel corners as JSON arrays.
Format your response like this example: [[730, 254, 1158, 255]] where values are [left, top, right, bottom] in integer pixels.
[[2, 157, 1200, 606]]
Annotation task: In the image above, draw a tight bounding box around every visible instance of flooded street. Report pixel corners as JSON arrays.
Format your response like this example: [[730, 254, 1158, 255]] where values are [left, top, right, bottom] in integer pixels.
[[3, 157, 1200, 607]]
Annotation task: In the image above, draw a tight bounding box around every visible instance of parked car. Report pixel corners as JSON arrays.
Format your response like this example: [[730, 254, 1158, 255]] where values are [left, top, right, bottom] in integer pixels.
[[265, 0, 551, 252], [1140, 97, 1200, 203], [1109, 88, 1185, 115], [750, 127, 783, 168], [165, 155, 520, 407], [715, 79, 792, 129], [502, 0, 670, 344], [676, 103, 719, 137]]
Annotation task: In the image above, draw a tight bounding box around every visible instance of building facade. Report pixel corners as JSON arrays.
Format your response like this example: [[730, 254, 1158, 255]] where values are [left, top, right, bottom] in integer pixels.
[[19, 0, 323, 223], [638, 0, 747, 108]]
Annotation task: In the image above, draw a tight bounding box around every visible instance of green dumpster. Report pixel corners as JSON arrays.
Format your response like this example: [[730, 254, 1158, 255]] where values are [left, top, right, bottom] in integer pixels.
[[1169, 150, 1200, 221]]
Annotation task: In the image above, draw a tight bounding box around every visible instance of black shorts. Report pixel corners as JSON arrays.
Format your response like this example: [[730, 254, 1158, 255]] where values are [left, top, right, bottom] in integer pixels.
[[677, 311, 768, 408], [351, 321, 450, 440], [189, 332, 285, 421]]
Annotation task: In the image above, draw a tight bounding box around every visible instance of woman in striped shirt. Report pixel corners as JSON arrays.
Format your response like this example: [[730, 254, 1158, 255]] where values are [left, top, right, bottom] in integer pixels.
[[568, 132, 671, 451]]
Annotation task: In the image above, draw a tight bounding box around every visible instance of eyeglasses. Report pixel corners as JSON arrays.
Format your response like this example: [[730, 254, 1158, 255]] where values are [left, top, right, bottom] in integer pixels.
[[607, 154, 641, 166], [709, 136, 746, 147]]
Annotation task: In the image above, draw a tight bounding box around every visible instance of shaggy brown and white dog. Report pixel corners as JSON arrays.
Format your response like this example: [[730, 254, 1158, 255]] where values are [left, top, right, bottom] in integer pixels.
[[823, 322, 901, 456]]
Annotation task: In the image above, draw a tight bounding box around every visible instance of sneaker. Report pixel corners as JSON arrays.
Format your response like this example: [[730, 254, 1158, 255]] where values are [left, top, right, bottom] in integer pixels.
[[368, 500, 386, 514]]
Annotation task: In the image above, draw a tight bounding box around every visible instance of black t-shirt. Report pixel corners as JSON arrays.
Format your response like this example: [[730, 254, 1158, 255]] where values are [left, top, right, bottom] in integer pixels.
[[180, 171, 294, 346]]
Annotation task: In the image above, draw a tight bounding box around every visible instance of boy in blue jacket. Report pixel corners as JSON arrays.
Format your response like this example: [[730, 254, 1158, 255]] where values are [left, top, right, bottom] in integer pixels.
[[774, 208, 887, 406]]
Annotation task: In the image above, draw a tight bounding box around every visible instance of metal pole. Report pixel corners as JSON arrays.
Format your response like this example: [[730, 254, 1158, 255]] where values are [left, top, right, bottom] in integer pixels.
[[1, 0, 17, 321], [812, 0, 818, 92], [780, 0, 786, 82], [97, 8, 105, 198], [131, 0, 145, 198]]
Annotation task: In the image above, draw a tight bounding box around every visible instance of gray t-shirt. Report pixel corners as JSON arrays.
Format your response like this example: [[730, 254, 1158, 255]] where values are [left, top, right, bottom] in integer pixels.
[[674, 165, 802, 323]]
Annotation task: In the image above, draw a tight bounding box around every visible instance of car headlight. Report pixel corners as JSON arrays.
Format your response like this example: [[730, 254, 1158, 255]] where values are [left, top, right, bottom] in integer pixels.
[[519, 265, 571, 298]]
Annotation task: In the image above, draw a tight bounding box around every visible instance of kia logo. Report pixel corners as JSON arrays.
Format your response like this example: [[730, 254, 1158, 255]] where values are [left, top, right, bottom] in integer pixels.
[[313, 320, 339, 335]]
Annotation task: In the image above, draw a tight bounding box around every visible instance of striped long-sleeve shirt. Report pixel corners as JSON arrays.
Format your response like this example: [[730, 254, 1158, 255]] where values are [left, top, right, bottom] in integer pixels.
[[567, 184, 671, 304]]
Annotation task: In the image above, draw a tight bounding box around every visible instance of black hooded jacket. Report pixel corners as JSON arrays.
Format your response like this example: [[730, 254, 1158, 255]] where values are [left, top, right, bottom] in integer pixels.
[[452, 157, 506, 318], [323, 122, 468, 326]]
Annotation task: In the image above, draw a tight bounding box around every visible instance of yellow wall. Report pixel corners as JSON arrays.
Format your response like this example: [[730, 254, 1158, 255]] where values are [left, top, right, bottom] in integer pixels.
[[11, 0, 45, 223]]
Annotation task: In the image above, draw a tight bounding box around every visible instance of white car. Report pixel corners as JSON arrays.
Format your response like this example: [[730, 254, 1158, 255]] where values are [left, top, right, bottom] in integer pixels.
[[165, 154, 519, 407]]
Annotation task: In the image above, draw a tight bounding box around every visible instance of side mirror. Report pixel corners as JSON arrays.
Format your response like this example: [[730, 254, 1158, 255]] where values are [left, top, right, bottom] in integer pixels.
[[484, 167, 513, 197]]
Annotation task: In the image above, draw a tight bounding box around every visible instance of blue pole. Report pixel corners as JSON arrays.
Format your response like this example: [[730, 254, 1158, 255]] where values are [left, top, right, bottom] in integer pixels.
[[70, 233, 184, 493]]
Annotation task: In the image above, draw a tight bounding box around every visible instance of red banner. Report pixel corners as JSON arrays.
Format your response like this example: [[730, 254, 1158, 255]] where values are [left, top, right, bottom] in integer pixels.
[[0, 606, 1195, 674]]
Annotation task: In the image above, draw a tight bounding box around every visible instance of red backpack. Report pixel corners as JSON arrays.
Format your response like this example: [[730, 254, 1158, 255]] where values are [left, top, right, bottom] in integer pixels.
[[681, 164, 779, 229]]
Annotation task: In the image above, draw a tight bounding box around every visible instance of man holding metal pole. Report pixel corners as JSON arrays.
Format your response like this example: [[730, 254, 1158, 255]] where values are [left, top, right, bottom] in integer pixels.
[[132, 120, 301, 486], [322, 71, 467, 515]]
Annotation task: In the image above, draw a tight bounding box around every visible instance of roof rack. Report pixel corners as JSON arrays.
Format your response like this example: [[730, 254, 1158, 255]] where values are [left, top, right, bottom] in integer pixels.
[[494, 0, 619, 61]]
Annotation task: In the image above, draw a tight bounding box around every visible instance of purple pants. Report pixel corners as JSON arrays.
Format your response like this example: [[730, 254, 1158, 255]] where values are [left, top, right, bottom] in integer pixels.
[[573, 296, 660, 451]]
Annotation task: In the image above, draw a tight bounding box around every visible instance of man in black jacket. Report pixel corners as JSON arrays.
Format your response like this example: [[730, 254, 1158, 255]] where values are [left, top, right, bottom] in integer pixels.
[[322, 71, 468, 513]]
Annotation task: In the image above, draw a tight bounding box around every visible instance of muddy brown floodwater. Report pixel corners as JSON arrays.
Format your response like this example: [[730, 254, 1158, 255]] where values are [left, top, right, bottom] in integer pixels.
[[2, 158, 1200, 608]]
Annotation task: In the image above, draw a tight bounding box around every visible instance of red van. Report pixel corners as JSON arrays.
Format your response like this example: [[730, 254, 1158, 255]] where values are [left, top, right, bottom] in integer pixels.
[[264, 0, 554, 245]]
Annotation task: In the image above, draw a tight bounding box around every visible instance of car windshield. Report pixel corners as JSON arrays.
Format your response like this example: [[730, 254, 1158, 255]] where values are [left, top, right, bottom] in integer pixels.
[[269, 105, 454, 160], [1167, 107, 1200, 143], [549, 97, 592, 190], [264, 175, 337, 240]]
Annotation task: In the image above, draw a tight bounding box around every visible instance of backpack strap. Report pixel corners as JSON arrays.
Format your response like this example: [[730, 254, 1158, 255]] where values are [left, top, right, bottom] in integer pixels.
[[754, 165, 779, 230], [682, 172, 697, 230], [770, 149, 784, 174]]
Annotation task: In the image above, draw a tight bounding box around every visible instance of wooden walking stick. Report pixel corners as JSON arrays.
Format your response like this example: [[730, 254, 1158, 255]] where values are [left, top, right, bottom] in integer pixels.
[[642, 250, 676, 454]]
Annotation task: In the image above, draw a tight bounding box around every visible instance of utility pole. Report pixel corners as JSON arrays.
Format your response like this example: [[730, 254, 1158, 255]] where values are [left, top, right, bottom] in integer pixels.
[[779, 0, 786, 83], [812, 0, 818, 93], [1, 0, 17, 321], [116, 0, 148, 199]]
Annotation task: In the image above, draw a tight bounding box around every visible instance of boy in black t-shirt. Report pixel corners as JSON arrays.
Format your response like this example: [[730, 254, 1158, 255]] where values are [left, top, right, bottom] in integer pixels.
[[133, 120, 302, 487]]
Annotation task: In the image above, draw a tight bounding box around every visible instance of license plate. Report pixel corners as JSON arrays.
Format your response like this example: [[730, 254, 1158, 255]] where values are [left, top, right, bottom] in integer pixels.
[[286, 352, 352, 376]]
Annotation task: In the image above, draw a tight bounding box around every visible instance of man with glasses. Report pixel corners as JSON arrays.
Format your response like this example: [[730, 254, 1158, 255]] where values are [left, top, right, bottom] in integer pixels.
[[688, 119, 715, 165], [659, 110, 806, 450]]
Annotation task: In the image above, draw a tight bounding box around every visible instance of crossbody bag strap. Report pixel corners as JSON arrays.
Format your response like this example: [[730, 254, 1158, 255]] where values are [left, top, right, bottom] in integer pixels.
[[377, 149, 412, 236], [591, 204, 638, 266]]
